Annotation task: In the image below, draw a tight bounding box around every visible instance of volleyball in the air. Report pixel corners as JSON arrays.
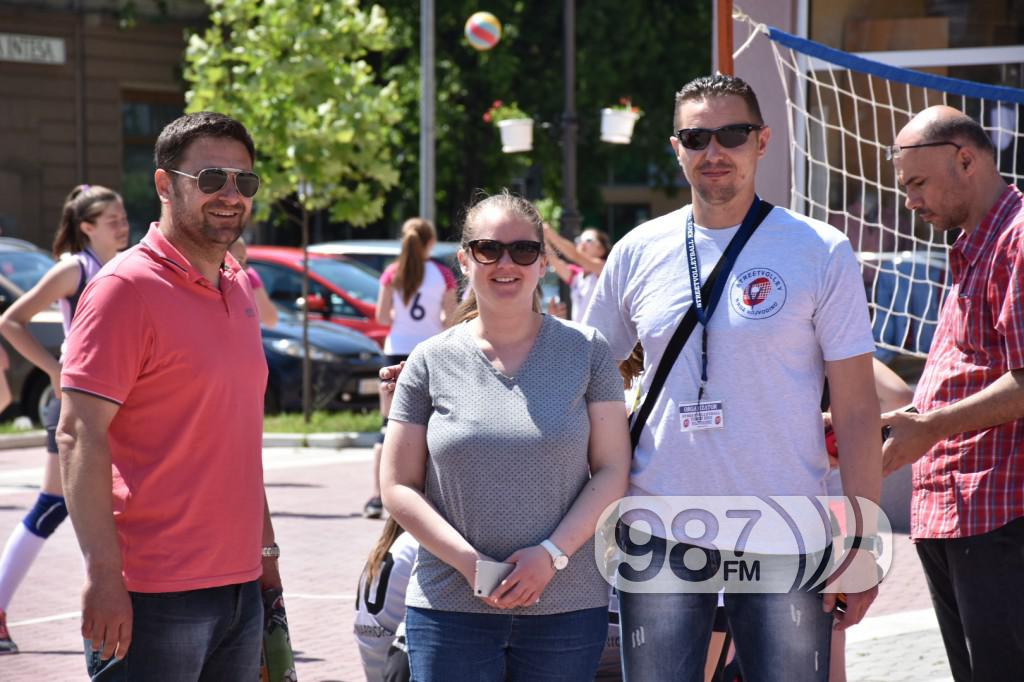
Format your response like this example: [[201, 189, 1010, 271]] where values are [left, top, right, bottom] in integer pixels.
[[465, 12, 502, 51]]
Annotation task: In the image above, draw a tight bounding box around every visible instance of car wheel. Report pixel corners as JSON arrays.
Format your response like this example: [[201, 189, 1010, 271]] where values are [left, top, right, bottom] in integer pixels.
[[23, 372, 54, 427]]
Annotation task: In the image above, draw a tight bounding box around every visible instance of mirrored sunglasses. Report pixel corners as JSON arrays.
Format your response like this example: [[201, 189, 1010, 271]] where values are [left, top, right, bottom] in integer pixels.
[[674, 124, 763, 151], [169, 168, 261, 198], [466, 239, 543, 266]]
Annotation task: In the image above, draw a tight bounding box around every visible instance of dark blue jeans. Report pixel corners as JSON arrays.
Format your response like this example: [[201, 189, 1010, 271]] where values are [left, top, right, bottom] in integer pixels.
[[405, 605, 608, 681], [617, 528, 833, 682], [85, 580, 262, 681]]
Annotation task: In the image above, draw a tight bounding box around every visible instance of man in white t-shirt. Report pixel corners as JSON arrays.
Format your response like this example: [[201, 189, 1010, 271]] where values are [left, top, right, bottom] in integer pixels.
[[582, 74, 882, 682]]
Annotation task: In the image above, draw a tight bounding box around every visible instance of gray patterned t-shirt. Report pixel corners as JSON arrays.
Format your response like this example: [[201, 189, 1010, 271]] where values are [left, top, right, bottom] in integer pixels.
[[389, 314, 624, 615]]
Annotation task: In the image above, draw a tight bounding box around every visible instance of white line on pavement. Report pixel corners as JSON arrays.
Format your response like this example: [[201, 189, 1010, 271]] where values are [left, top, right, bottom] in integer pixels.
[[11, 610, 80, 627], [846, 607, 940, 644], [0, 448, 371, 498], [262, 447, 372, 471]]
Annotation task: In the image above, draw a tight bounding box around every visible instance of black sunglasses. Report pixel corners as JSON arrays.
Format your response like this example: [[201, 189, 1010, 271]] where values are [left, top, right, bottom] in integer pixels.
[[674, 124, 763, 151], [465, 239, 544, 266], [169, 167, 261, 198]]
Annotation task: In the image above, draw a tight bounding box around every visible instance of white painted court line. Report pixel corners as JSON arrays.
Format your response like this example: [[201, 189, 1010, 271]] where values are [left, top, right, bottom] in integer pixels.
[[0, 448, 370, 496], [262, 447, 372, 471], [0, 466, 44, 483], [286, 593, 355, 601], [11, 610, 80, 627], [10, 596, 357, 627], [846, 607, 940, 644]]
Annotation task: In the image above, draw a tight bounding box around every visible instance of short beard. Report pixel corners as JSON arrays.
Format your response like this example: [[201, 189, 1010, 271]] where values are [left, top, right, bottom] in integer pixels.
[[168, 197, 246, 247], [930, 202, 970, 232], [694, 182, 738, 206]]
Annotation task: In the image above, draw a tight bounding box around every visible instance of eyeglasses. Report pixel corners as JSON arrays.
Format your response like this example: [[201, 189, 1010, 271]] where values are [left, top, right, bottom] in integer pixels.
[[674, 124, 763, 151], [168, 168, 261, 198], [465, 239, 544, 266], [884, 141, 962, 161], [575, 235, 597, 245]]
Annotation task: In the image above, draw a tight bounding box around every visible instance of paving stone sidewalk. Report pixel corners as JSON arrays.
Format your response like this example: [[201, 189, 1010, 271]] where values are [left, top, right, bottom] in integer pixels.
[[0, 445, 952, 681]]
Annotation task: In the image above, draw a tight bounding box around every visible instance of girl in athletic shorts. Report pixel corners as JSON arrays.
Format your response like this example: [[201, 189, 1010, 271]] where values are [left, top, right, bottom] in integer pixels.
[[363, 218, 457, 519], [0, 184, 129, 653]]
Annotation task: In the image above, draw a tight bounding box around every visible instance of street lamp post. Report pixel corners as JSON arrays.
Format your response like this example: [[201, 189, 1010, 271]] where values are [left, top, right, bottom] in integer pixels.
[[560, 0, 580, 312]]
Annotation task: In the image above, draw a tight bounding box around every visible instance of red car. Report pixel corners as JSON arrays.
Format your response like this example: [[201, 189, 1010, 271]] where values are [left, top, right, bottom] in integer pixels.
[[246, 246, 388, 347]]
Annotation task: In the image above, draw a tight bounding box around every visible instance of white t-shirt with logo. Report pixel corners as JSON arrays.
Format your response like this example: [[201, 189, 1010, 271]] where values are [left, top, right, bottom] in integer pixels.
[[381, 260, 456, 356], [582, 205, 874, 553], [354, 532, 419, 682]]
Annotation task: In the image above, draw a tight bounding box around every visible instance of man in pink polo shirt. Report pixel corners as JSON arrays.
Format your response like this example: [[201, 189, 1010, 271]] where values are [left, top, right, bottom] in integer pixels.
[[57, 112, 279, 679]]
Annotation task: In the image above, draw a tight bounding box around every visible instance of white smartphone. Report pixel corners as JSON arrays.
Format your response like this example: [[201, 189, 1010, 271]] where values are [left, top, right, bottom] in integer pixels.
[[474, 560, 515, 597]]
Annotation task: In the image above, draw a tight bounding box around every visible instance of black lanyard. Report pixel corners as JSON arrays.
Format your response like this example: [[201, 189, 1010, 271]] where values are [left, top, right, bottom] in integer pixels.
[[685, 195, 764, 400]]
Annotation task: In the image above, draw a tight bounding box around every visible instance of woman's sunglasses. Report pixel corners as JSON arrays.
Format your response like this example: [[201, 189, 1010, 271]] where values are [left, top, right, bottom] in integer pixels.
[[466, 239, 544, 266], [674, 124, 763, 151], [168, 167, 261, 198]]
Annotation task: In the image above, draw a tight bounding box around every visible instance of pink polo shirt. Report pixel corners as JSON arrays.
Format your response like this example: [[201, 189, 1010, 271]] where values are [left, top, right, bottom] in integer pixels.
[[61, 224, 268, 593]]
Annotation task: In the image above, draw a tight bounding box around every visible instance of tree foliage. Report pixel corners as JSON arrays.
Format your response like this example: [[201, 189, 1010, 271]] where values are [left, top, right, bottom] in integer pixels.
[[184, 0, 404, 226], [375, 0, 711, 239]]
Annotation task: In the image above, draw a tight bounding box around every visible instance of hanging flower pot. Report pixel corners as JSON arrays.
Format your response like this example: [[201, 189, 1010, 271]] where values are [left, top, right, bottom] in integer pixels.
[[483, 101, 533, 154], [496, 118, 534, 153], [601, 108, 640, 144], [601, 98, 643, 144]]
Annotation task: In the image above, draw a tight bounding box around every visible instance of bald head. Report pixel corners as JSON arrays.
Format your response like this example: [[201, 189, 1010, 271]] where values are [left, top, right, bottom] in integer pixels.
[[896, 106, 996, 161], [893, 106, 1008, 233]]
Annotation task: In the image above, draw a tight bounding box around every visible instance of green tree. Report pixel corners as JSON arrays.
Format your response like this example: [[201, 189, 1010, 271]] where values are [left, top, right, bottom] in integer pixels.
[[184, 0, 404, 227], [184, 0, 405, 420], [376, 0, 711, 240]]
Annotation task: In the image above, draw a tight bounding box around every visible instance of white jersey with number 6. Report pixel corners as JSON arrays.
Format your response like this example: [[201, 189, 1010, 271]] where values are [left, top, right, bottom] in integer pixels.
[[381, 260, 456, 356]]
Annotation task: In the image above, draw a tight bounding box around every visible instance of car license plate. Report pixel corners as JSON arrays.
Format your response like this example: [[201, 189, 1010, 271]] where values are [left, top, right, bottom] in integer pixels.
[[359, 378, 379, 395]]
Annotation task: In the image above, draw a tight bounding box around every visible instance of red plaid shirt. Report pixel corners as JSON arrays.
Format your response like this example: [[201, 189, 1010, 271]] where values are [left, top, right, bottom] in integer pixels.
[[911, 185, 1024, 539]]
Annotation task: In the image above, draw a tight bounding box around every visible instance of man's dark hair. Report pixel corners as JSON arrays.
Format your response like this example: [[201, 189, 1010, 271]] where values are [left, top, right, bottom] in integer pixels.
[[154, 112, 256, 170], [921, 114, 997, 161], [674, 74, 764, 128]]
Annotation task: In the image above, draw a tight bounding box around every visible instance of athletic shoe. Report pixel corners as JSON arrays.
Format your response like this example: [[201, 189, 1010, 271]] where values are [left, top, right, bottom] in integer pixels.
[[363, 496, 384, 519], [0, 609, 17, 655]]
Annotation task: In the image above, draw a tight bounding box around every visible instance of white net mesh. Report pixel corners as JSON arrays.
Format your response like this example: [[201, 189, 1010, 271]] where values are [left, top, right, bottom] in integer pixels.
[[762, 30, 1024, 359]]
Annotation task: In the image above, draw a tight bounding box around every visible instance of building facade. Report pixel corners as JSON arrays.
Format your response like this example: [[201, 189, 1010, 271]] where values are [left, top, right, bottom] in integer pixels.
[[0, 0, 203, 247]]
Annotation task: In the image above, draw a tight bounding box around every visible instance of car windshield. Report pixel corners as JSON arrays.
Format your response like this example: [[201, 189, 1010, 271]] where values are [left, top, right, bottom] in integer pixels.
[[0, 251, 56, 293], [307, 258, 380, 303]]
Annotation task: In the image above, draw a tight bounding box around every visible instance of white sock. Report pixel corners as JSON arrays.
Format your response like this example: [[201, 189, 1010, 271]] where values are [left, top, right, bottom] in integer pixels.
[[0, 522, 46, 612]]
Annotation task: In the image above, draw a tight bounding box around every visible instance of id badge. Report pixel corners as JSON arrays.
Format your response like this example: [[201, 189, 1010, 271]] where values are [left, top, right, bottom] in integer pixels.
[[679, 400, 725, 432]]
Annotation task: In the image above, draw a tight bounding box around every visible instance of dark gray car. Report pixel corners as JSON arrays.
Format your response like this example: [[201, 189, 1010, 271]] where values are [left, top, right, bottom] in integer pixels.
[[0, 238, 64, 424]]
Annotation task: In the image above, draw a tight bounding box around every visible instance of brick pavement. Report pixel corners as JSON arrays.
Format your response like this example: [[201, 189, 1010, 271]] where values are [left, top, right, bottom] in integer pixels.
[[0, 444, 954, 681]]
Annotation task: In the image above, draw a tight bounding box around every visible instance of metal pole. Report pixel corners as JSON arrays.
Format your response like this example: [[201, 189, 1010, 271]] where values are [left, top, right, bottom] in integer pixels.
[[560, 0, 580, 316], [301, 205, 312, 423], [716, 0, 734, 75], [419, 0, 436, 223]]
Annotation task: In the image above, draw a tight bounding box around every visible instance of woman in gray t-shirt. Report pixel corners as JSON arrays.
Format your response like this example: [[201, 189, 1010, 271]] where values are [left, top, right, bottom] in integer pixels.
[[381, 192, 631, 681]]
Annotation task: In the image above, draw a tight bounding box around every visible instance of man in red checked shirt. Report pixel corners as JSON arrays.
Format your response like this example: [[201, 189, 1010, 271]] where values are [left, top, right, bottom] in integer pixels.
[[882, 105, 1024, 682]]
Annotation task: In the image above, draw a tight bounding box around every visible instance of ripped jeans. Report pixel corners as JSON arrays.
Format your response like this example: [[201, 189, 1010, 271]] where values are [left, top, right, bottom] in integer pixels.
[[618, 530, 833, 682]]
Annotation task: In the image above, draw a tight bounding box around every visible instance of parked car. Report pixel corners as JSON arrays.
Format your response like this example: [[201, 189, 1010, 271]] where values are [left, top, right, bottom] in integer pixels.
[[0, 239, 65, 424], [261, 310, 386, 414], [246, 246, 389, 346], [308, 239, 461, 275], [308, 238, 562, 303]]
